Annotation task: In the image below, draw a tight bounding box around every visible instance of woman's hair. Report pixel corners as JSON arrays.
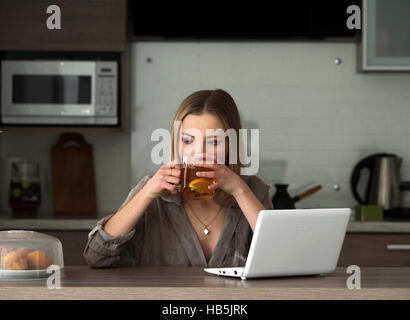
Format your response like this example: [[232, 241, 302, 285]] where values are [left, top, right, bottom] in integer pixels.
[[170, 89, 243, 208]]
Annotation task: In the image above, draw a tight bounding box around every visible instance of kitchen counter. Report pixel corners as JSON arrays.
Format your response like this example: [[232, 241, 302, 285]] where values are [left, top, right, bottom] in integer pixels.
[[1, 216, 410, 233], [1, 266, 409, 300], [0, 217, 96, 230], [347, 221, 410, 233], [0, 211, 97, 230]]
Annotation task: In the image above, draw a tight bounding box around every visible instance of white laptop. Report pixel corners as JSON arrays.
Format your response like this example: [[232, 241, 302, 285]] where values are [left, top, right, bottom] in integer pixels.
[[204, 208, 351, 280]]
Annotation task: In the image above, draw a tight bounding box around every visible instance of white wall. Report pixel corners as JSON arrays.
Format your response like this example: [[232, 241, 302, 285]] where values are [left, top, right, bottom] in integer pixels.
[[2, 41, 410, 218], [0, 132, 130, 217], [130, 41, 410, 209]]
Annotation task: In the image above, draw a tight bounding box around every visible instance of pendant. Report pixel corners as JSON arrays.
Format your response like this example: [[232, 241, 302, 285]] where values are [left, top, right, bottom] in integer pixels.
[[203, 228, 209, 236]]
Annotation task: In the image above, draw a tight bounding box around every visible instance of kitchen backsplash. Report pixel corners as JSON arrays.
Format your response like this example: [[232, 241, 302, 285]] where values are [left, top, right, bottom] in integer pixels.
[[130, 41, 410, 210], [0, 132, 130, 218], [2, 41, 410, 218]]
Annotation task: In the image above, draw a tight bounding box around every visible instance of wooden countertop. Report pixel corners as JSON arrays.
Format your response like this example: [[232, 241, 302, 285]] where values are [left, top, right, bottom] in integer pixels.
[[1, 267, 410, 300]]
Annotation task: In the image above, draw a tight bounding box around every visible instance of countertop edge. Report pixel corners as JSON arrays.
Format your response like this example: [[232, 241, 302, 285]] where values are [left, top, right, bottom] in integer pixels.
[[1, 267, 409, 300], [0, 220, 410, 233], [0, 219, 96, 231], [1, 287, 409, 300]]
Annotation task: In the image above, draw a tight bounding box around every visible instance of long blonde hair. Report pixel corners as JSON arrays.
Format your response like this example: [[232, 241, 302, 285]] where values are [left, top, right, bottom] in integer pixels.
[[170, 89, 243, 208]]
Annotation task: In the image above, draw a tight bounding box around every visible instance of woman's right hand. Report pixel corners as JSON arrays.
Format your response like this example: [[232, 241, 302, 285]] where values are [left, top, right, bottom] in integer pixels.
[[142, 161, 182, 199]]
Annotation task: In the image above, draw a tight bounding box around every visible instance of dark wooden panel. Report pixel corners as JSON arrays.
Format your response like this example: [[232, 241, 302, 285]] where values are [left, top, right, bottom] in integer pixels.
[[0, 0, 126, 51], [338, 234, 410, 267], [38, 231, 410, 267], [40, 230, 89, 266]]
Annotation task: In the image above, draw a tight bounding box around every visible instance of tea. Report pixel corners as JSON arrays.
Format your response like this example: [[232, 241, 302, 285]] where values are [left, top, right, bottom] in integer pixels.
[[180, 165, 216, 200]]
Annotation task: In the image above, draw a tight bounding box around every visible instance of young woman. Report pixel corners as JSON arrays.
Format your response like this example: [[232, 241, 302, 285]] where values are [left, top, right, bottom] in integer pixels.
[[83, 89, 274, 268]]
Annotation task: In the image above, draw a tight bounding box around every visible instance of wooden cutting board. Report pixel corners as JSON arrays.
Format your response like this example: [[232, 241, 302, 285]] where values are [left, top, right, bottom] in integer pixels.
[[51, 133, 97, 218]]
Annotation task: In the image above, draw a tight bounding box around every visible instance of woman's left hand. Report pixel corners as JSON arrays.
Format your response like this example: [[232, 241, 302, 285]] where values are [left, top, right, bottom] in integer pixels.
[[193, 163, 247, 197]]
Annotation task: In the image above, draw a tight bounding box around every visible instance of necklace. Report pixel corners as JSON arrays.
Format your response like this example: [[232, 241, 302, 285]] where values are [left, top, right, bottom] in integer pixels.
[[184, 199, 225, 236]]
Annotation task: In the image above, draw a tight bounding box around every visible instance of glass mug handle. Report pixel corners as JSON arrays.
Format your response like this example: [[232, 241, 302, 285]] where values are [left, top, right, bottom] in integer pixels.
[[175, 162, 187, 193], [165, 162, 186, 195]]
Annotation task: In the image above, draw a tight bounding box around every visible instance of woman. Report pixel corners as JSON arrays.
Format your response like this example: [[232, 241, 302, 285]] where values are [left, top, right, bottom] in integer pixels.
[[83, 89, 274, 268]]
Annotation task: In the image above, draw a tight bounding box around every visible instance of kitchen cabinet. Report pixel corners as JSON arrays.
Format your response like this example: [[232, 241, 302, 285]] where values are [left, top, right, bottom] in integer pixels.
[[338, 233, 410, 267], [0, 0, 127, 52], [360, 0, 410, 71], [0, 0, 130, 133], [48, 231, 410, 268]]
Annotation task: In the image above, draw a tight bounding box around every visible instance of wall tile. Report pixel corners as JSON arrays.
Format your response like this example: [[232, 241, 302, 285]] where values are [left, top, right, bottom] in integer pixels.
[[131, 41, 410, 210]]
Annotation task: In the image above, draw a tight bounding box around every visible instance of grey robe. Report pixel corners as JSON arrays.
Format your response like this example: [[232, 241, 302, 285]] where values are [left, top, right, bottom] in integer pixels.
[[83, 175, 273, 268]]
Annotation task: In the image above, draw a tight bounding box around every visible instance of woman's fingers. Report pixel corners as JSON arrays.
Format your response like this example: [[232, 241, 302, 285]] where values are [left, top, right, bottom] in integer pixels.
[[162, 161, 182, 169], [161, 165, 181, 177], [192, 163, 219, 168], [168, 167, 182, 177], [160, 181, 177, 193], [196, 170, 216, 178], [208, 182, 219, 190], [165, 175, 180, 185]]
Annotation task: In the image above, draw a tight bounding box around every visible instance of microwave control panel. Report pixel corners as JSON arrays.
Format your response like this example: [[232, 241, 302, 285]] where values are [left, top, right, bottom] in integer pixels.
[[95, 61, 118, 119]]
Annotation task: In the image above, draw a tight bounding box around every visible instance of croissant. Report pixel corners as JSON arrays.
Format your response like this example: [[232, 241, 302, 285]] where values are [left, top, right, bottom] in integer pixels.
[[26, 250, 53, 270], [15, 247, 33, 258], [1, 247, 53, 270], [1, 250, 28, 270]]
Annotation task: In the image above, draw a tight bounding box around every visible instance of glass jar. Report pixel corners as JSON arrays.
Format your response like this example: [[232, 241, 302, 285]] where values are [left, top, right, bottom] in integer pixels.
[[8, 160, 41, 217]]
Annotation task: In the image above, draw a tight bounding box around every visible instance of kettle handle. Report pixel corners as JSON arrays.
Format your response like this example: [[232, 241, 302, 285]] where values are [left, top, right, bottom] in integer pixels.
[[350, 153, 392, 204]]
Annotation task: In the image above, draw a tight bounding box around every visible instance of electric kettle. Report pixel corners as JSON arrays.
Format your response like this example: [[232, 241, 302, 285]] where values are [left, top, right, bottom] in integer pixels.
[[350, 153, 410, 210]]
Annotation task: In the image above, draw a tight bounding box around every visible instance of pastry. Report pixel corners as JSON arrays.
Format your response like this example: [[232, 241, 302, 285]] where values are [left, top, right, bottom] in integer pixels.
[[26, 250, 53, 270], [1, 247, 53, 270], [15, 247, 33, 258], [1, 250, 28, 270]]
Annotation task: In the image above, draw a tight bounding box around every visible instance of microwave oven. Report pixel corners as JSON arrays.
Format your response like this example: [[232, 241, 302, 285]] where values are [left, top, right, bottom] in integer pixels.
[[1, 60, 118, 125]]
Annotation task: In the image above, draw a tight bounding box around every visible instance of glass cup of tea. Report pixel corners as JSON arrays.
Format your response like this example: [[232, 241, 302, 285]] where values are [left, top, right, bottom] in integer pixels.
[[178, 156, 216, 200]]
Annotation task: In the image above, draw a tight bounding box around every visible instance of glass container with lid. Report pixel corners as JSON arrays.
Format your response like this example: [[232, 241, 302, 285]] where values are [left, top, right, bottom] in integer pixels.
[[0, 230, 64, 280]]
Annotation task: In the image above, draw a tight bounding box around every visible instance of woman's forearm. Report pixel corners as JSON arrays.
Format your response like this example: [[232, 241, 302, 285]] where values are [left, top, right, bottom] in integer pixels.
[[103, 186, 154, 237], [232, 182, 266, 232]]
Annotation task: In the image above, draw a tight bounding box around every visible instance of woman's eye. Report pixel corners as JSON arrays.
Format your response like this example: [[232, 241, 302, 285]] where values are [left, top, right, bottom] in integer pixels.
[[182, 137, 192, 144], [208, 140, 219, 146]]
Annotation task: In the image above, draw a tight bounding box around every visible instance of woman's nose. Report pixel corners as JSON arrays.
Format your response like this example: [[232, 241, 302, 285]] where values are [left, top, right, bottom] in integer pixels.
[[194, 141, 204, 155], [193, 152, 215, 163]]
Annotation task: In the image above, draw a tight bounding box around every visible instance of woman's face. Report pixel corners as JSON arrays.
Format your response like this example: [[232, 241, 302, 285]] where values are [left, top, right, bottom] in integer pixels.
[[180, 112, 229, 164]]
